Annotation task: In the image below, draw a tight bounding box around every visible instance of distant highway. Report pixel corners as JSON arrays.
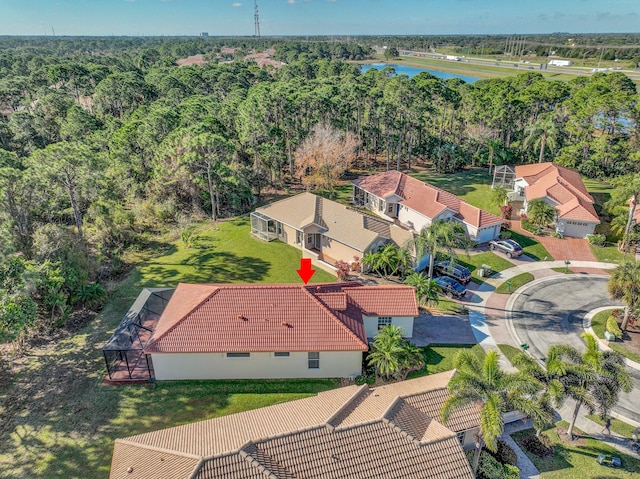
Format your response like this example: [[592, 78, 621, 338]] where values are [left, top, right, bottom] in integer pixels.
[[395, 49, 640, 83]]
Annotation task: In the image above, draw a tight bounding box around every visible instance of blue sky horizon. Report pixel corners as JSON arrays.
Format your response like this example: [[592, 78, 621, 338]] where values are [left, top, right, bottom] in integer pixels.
[[0, 0, 638, 37]]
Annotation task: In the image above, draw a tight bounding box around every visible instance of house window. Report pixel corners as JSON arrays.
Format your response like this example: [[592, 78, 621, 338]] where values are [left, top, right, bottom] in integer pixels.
[[296, 230, 302, 244], [378, 316, 392, 330], [457, 431, 465, 445], [226, 352, 250, 358], [277, 222, 282, 235], [274, 352, 290, 357], [307, 233, 313, 245], [308, 352, 320, 369], [388, 203, 394, 214], [379, 200, 385, 212]]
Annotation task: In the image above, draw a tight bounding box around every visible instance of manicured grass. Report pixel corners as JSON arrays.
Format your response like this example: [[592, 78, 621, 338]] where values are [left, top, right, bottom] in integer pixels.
[[586, 415, 639, 440], [429, 296, 468, 315], [495, 272, 535, 294], [411, 168, 500, 215], [136, 216, 335, 286], [0, 217, 341, 479], [512, 423, 640, 478], [497, 344, 522, 368], [458, 252, 515, 282], [406, 343, 485, 380], [507, 229, 554, 261], [590, 244, 627, 264], [551, 267, 574, 274], [590, 309, 640, 364]]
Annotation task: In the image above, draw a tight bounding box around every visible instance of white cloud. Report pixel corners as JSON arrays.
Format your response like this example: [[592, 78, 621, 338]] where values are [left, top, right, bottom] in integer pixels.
[[232, 2, 242, 6], [288, 0, 297, 4]]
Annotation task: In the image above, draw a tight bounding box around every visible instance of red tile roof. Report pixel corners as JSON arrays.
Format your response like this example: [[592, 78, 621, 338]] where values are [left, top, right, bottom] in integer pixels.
[[145, 283, 417, 354], [517, 162, 600, 223], [353, 171, 503, 228]]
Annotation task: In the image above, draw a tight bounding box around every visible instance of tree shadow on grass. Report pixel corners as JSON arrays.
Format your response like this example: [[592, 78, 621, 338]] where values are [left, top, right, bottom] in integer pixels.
[[139, 251, 271, 287]]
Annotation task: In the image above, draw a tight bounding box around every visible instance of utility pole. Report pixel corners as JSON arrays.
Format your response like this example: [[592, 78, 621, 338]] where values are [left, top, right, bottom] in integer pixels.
[[254, 0, 260, 38]]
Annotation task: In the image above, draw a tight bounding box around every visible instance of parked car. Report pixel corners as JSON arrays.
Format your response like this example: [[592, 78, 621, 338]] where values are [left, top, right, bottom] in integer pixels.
[[489, 239, 523, 258], [434, 261, 471, 284], [433, 276, 467, 299]]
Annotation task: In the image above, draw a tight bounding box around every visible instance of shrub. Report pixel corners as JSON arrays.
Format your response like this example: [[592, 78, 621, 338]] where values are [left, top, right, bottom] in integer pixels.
[[500, 205, 513, 220], [477, 451, 505, 479], [606, 315, 623, 339], [521, 432, 553, 458], [587, 234, 606, 247], [181, 227, 195, 248], [490, 440, 518, 466], [551, 232, 563, 239], [521, 219, 542, 235], [335, 260, 350, 280], [500, 229, 512, 239], [503, 464, 520, 479]]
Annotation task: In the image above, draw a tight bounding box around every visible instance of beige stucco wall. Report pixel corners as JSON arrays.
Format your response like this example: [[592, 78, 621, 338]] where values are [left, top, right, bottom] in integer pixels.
[[151, 350, 363, 380], [398, 205, 431, 232], [363, 316, 415, 338], [278, 223, 300, 248], [320, 236, 362, 264], [460, 427, 479, 449]]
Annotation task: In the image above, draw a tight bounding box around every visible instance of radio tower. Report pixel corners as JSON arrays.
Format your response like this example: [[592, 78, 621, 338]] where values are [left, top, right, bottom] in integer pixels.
[[254, 0, 261, 38]]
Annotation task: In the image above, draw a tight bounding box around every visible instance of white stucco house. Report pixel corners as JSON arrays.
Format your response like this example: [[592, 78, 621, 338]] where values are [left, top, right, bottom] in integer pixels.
[[510, 162, 600, 238], [142, 282, 418, 380], [352, 171, 503, 244]]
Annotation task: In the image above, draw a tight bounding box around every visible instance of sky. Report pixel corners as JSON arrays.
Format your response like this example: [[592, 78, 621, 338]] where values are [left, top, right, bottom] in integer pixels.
[[0, 0, 638, 37]]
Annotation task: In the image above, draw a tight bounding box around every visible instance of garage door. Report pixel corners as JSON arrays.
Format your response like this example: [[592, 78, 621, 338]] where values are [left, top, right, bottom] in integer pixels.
[[562, 221, 591, 238]]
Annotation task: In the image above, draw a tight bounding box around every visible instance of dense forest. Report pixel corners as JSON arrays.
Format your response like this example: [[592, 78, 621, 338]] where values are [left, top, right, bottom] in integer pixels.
[[0, 36, 638, 349]]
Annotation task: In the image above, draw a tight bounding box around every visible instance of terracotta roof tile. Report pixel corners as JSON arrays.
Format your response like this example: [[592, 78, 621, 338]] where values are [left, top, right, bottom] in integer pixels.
[[111, 371, 476, 479], [516, 162, 600, 224], [404, 388, 482, 432], [353, 171, 502, 228], [346, 285, 419, 317], [145, 283, 370, 353]]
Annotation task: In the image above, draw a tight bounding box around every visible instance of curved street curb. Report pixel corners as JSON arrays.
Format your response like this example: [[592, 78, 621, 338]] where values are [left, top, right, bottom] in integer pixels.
[[583, 307, 640, 373]]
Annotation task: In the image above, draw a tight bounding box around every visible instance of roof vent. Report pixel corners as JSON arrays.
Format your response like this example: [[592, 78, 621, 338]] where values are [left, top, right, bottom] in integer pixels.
[[127, 467, 133, 473], [331, 454, 340, 461], [238, 315, 247, 321], [281, 322, 292, 328]]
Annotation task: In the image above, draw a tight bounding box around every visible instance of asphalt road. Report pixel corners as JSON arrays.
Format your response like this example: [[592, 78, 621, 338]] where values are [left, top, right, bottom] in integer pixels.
[[510, 275, 639, 424]]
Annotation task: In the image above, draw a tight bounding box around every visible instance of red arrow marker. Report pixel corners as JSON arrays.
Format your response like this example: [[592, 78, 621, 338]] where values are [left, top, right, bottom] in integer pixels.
[[296, 258, 316, 284]]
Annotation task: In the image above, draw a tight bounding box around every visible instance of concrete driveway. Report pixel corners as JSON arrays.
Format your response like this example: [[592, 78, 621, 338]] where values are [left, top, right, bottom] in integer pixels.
[[411, 313, 477, 346], [508, 275, 640, 424]]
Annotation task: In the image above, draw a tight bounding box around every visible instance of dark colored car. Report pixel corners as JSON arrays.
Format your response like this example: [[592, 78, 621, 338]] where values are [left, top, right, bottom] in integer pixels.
[[434, 276, 467, 299], [489, 239, 523, 258], [434, 261, 471, 284]]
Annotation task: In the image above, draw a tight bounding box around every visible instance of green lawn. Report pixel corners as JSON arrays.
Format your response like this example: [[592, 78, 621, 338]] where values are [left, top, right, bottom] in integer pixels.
[[430, 296, 469, 315], [406, 343, 485, 380], [551, 267, 574, 274], [411, 168, 499, 215], [507, 230, 554, 261], [495, 272, 535, 294], [586, 415, 639, 440], [497, 344, 522, 367], [590, 309, 640, 364], [458, 252, 515, 282], [0, 217, 341, 479], [590, 244, 627, 264], [512, 423, 640, 478]]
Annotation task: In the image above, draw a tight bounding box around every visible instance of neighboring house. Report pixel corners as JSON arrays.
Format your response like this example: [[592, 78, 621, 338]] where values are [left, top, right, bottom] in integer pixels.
[[137, 282, 418, 380], [352, 171, 503, 244], [510, 162, 600, 238], [251, 192, 413, 273], [109, 370, 479, 479]]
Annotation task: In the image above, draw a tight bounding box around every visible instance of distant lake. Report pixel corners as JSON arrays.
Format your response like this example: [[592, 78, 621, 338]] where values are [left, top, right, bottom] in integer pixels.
[[361, 63, 479, 83]]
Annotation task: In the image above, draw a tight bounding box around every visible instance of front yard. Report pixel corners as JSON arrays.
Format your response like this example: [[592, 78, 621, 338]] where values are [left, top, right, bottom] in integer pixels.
[[512, 423, 640, 478]]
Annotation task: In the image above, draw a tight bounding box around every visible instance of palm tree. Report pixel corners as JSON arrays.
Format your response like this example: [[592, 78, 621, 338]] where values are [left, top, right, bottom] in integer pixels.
[[607, 261, 640, 331], [368, 325, 423, 381], [490, 185, 508, 210], [442, 350, 532, 475], [406, 219, 470, 279], [606, 173, 640, 252], [362, 250, 384, 278], [554, 333, 632, 438], [523, 115, 558, 164], [527, 198, 556, 227], [513, 348, 569, 437], [404, 272, 441, 307], [486, 138, 502, 175]]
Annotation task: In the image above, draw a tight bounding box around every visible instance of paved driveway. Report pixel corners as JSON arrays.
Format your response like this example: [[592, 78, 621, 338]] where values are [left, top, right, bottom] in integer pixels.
[[509, 275, 639, 423], [511, 220, 597, 261]]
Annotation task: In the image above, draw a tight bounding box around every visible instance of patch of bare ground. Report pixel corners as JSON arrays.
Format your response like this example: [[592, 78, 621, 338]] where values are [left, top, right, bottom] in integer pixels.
[[557, 425, 588, 446]]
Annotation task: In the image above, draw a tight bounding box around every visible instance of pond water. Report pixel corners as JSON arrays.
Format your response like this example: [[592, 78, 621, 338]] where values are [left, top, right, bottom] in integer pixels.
[[361, 63, 479, 83]]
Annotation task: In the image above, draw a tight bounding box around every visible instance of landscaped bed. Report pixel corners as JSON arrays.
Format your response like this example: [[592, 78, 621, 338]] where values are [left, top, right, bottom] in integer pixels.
[[590, 309, 640, 364], [512, 422, 640, 478]]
